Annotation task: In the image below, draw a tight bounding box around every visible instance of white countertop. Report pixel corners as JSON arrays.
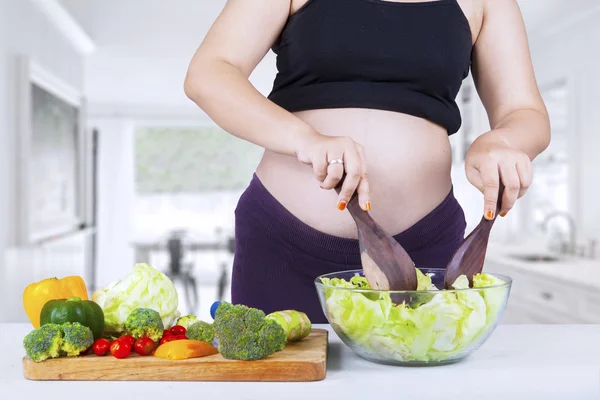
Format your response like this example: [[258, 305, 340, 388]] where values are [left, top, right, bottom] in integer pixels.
[[486, 241, 600, 290], [2, 323, 599, 399]]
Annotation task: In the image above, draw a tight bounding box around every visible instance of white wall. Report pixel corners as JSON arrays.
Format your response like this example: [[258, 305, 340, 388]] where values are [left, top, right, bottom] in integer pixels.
[[59, 0, 277, 111], [0, 2, 9, 275], [0, 0, 85, 322], [90, 118, 135, 288], [527, 11, 600, 244]]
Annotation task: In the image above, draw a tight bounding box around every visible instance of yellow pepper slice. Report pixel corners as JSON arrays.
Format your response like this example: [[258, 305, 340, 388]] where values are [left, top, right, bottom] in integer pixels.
[[23, 276, 89, 328], [154, 340, 218, 360]]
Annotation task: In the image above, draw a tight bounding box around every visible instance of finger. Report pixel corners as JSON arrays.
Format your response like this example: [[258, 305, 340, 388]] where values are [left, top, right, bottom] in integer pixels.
[[320, 159, 344, 190], [356, 178, 370, 211], [516, 156, 533, 199], [313, 150, 328, 184], [499, 164, 520, 216], [479, 162, 500, 220], [355, 145, 370, 210], [337, 151, 361, 210], [466, 165, 484, 193]]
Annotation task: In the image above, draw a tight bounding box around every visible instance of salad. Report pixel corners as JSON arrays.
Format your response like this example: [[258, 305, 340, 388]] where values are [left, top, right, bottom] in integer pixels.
[[319, 269, 509, 362]]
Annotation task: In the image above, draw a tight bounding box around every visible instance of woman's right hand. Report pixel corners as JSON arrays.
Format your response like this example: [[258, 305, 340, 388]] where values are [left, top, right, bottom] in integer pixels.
[[295, 133, 370, 211]]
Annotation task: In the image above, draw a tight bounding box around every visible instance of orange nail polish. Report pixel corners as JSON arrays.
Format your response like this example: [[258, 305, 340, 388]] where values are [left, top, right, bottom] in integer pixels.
[[365, 202, 371, 211], [500, 212, 507, 217], [486, 210, 495, 219], [338, 201, 347, 211]]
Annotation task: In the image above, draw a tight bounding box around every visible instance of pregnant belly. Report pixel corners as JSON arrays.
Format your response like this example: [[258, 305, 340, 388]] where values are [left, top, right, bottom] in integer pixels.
[[255, 108, 454, 238]]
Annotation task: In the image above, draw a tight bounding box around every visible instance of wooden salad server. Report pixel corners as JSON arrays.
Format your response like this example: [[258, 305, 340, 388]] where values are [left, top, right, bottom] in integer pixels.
[[444, 183, 505, 289], [335, 178, 417, 291]]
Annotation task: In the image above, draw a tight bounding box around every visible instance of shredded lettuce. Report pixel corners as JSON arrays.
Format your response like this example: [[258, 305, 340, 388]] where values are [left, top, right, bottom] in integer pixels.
[[320, 270, 508, 362], [473, 273, 508, 326]]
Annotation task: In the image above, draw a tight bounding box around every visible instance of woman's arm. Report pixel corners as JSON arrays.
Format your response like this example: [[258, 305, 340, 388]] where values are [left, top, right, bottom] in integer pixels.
[[466, 0, 551, 219], [184, 0, 370, 210], [184, 0, 306, 156]]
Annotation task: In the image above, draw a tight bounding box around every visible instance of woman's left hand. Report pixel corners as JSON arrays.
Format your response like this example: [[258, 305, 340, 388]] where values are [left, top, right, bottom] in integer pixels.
[[465, 135, 533, 220]]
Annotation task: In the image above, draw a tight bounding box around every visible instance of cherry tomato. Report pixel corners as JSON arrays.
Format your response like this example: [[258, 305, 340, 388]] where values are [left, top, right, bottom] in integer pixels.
[[159, 335, 176, 345], [92, 338, 111, 356], [170, 325, 186, 336], [110, 339, 132, 359], [162, 330, 172, 337], [159, 334, 186, 345], [134, 337, 156, 356], [119, 335, 135, 347]]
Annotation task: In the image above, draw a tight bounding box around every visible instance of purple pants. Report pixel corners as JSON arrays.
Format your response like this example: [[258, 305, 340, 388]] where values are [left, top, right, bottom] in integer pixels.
[[231, 174, 466, 323]]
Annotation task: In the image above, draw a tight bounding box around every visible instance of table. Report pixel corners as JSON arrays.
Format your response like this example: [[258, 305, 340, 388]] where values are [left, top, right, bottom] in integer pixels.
[[2, 323, 599, 399]]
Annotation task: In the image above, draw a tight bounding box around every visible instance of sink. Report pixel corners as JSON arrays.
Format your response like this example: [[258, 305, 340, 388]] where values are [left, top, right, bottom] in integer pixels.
[[508, 253, 561, 263]]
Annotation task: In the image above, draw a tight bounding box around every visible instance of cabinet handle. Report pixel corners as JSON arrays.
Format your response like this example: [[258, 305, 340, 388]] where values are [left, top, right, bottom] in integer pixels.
[[541, 292, 553, 301]]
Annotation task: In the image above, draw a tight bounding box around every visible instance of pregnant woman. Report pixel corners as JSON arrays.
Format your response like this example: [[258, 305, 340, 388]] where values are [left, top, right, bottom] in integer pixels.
[[184, 0, 550, 322]]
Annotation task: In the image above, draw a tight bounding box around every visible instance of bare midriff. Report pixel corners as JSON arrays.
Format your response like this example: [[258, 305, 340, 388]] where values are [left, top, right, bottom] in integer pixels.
[[255, 108, 453, 239]]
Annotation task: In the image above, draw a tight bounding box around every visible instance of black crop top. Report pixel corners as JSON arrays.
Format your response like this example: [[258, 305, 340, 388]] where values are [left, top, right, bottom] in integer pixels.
[[267, 0, 473, 135]]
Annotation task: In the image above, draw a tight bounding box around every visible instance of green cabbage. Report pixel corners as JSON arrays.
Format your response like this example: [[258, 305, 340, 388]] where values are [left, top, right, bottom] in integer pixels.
[[92, 263, 180, 334], [320, 271, 508, 362]]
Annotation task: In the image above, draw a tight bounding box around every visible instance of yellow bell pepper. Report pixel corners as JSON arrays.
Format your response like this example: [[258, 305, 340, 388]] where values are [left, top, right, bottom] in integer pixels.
[[23, 276, 89, 328]]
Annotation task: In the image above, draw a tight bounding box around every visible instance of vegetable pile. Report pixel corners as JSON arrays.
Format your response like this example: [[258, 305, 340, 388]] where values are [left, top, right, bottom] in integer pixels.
[[320, 269, 509, 362], [22, 263, 313, 363]]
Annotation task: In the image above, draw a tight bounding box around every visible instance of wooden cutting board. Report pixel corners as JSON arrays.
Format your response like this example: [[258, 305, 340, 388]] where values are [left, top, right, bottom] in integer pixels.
[[23, 329, 328, 382]]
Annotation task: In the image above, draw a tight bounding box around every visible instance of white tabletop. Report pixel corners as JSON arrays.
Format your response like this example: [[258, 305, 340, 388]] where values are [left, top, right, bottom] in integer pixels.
[[1, 323, 599, 399]]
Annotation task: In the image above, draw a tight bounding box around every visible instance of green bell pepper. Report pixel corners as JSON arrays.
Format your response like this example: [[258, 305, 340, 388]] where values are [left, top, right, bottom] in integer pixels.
[[40, 297, 105, 340]]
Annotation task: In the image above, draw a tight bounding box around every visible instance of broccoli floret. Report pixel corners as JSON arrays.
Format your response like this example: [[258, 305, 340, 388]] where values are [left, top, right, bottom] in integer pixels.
[[61, 322, 94, 356], [124, 308, 164, 341], [186, 321, 215, 343], [24, 323, 93, 361], [23, 324, 63, 362], [176, 315, 198, 329], [213, 302, 286, 360]]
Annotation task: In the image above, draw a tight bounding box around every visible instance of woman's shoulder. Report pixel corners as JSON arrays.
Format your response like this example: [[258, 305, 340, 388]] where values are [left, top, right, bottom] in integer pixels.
[[456, 0, 485, 45]]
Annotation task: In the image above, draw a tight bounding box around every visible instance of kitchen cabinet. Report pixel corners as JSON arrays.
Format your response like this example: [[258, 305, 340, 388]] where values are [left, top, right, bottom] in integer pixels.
[[486, 259, 600, 324]]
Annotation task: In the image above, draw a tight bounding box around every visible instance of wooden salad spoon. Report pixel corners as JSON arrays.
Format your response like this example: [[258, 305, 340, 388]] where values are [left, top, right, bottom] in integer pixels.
[[444, 183, 505, 289], [335, 177, 417, 291]]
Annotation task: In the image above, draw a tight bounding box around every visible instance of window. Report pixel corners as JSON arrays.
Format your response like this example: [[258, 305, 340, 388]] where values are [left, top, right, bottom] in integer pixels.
[[133, 126, 263, 237], [526, 81, 571, 234]]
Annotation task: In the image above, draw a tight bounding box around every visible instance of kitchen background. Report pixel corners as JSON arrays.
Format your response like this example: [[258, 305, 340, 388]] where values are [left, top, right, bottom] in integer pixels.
[[0, 0, 598, 324]]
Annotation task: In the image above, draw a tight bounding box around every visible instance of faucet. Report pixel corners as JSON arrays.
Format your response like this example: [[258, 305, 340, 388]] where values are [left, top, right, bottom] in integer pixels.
[[541, 211, 577, 254]]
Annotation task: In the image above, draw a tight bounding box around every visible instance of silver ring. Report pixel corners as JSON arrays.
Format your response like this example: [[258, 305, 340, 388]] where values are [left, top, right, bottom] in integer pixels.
[[328, 158, 344, 166]]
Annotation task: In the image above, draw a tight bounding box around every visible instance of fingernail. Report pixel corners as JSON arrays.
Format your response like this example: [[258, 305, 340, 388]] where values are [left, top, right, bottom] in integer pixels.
[[500, 212, 507, 217], [365, 201, 371, 211], [486, 210, 495, 219], [337, 201, 347, 211]]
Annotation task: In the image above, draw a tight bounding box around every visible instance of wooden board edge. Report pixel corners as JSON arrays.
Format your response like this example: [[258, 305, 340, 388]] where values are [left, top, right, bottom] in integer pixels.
[[23, 356, 327, 382], [22, 328, 329, 382]]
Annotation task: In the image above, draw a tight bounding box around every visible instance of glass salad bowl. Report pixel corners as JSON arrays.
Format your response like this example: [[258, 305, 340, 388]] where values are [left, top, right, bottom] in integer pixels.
[[315, 268, 512, 366]]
